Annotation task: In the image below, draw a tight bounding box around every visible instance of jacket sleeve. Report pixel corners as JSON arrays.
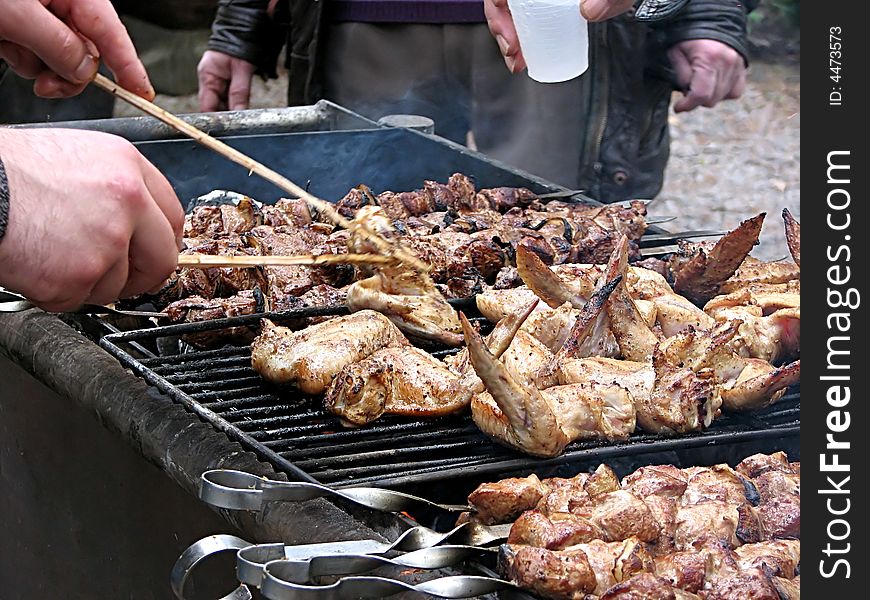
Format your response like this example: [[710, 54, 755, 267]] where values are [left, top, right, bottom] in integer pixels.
[[207, 0, 286, 77], [653, 0, 756, 65]]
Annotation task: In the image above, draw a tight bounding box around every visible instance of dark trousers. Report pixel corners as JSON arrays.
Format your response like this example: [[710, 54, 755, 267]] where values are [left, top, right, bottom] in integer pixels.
[[321, 22, 596, 190]]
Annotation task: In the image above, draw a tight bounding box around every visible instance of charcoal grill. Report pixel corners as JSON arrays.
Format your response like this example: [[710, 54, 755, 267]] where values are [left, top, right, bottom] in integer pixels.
[[75, 101, 798, 495]]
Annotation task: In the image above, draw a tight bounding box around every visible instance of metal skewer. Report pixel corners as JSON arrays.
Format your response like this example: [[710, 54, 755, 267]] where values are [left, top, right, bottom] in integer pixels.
[[91, 74, 429, 273], [177, 253, 394, 269]]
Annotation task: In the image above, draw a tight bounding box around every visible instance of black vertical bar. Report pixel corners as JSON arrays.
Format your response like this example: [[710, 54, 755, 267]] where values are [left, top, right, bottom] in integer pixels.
[[802, 1, 866, 595]]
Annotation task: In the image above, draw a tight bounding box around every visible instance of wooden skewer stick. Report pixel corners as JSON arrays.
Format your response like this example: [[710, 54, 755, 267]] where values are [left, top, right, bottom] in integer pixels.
[[178, 253, 394, 268], [91, 73, 429, 272]]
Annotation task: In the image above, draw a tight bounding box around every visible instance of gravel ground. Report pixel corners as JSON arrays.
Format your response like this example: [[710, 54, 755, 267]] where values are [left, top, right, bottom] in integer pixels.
[[656, 60, 800, 261], [121, 24, 799, 261]]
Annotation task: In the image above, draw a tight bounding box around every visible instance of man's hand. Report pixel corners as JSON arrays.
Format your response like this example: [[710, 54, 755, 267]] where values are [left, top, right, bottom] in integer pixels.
[[197, 50, 256, 112], [485, 0, 634, 72], [0, 128, 184, 312], [0, 0, 153, 100], [668, 39, 746, 112]]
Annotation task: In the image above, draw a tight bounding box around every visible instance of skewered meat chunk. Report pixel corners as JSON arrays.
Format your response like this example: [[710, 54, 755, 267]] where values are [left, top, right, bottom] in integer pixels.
[[733, 540, 800, 579], [600, 573, 702, 600], [654, 551, 709, 593], [508, 510, 605, 549], [571, 490, 661, 544], [467, 474, 548, 525], [704, 567, 784, 600], [570, 538, 655, 595], [772, 575, 800, 600], [499, 545, 598, 599], [250, 311, 408, 395], [754, 497, 800, 540], [621, 465, 688, 499], [324, 345, 467, 425], [735, 452, 794, 479]]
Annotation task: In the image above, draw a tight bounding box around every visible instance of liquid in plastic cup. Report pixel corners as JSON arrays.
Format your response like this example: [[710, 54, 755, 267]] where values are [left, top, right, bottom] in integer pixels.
[[507, 0, 589, 83]]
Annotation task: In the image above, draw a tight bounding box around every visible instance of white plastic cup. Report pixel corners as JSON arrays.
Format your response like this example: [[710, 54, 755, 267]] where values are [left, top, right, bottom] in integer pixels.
[[507, 0, 589, 83]]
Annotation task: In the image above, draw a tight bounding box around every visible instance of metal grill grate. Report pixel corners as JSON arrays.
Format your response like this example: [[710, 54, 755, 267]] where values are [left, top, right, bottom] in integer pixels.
[[99, 306, 800, 489]]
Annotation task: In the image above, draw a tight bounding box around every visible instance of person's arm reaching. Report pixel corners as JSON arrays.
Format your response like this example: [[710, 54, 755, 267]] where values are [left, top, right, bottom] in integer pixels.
[[657, 0, 756, 112], [484, 0, 635, 73], [0, 129, 184, 312], [198, 0, 285, 111], [0, 0, 154, 99]]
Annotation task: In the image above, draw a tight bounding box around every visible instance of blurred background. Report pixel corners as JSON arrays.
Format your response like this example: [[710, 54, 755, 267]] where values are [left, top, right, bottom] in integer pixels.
[[1, 1, 800, 260]]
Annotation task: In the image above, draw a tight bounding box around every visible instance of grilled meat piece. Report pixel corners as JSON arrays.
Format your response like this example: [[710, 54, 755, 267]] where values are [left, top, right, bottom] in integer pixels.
[[570, 490, 661, 544], [298, 284, 347, 311], [754, 497, 800, 540], [718, 257, 800, 294], [571, 538, 655, 595], [773, 576, 800, 600], [704, 567, 784, 600], [655, 550, 709, 593], [467, 474, 548, 525], [669, 213, 765, 305], [345, 208, 463, 345], [347, 265, 462, 346], [704, 281, 800, 317], [245, 224, 331, 297], [600, 573, 701, 600], [733, 540, 800, 579], [621, 465, 688, 499], [164, 290, 264, 348], [508, 510, 605, 549], [782, 208, 800, 267], [465, 311, 635, 456], [184, 196, 261, 237], [324, 345, 467, 426], [736, 452, 795, 479], [250, 311, 408, 395], [476, 186, 538, 212], [261, 198, 313, 227], [499, 545, 598, 599]]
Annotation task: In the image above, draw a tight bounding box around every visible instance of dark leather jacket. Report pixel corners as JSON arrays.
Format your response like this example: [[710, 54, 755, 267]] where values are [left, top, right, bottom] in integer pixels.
[[207, 0, 756, 200]]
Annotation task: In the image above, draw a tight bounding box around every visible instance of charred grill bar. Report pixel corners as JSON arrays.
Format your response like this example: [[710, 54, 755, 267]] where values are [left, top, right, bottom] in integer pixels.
[[0, 103, 799, 597]]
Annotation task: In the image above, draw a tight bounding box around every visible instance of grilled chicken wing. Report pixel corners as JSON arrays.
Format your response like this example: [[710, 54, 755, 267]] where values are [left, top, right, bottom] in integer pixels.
[[705, 279, 800, 314], [782, 209, 800, 267], [250, 311, 407, 394], [345, 206, 463, 345], [669, 213, 765, 304], [518, 244, 711, 339], [718, 257, 800, 294], [463, 314, 635, 457]]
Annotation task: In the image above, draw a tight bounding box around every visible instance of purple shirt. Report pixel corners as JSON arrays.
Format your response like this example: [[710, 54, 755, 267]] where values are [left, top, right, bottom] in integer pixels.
[[328, 0, 486, 23]]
